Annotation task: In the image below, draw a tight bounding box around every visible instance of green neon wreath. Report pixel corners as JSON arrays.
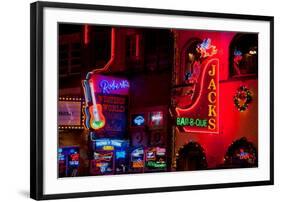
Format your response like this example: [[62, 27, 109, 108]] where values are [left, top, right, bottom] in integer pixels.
[[233, 86, 252, 112]]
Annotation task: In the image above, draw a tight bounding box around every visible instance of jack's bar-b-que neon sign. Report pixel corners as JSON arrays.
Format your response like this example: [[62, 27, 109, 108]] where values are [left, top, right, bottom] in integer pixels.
[[176, 58, 219, 134]]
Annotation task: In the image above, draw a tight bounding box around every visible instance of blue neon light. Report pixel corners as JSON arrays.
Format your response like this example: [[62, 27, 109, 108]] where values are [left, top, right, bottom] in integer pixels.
[[116, 151, 126, 159], [95, 139, 129, 149], [198, 38, 211, 50], [131, 147, 144, 157], [234, 49, 242, 56], [99, 79, 129, 94], [134, 115, 145, 126]]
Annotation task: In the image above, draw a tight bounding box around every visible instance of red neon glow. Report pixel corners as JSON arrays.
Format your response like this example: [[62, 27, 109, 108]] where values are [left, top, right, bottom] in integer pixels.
[[84, 24, 89, 45], [70, 153, 79, 161], [136, 35, 140, 58], [93, 28, 116, 74], [176, 58, 219, 114]]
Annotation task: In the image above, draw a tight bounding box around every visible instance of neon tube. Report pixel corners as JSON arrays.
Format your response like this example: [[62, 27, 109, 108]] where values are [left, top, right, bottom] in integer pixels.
[[92, 28, 116, 74]]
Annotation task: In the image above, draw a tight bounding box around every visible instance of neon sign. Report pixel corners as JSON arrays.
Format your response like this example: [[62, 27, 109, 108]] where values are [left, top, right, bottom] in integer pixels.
[[92, 152, 114, 174], [134, 115, 145, 126], [196, 38, 218, 58], [151, 113, 162, 121], [58, 146, 80, 177], [85, 74, 129, 95], [176, 117, 207, 127], [131, 147, 144, 168], [175, 58, 219, 133], [95, 139, 129, 151], [99, 79, 129, 94], [131, 147, 144, 157], [82, 74, 129, 133], [116, 151, 126, 159], [146, 161, 166, 168], [149, 111, 164, 128], [145, 147, 167, 169]]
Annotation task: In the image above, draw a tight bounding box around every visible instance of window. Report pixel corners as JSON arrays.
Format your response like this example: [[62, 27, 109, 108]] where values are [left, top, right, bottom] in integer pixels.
[[229, 34, 258, 78], [59, 33, 82, 76], [180, 38, 202, 86], [126, 34, 138, 59]]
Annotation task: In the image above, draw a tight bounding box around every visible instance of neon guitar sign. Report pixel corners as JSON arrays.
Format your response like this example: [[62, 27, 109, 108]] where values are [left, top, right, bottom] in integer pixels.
[[88, 80, 106, 130], [82, 74, 130, 130], [82, 79, 106, 130]]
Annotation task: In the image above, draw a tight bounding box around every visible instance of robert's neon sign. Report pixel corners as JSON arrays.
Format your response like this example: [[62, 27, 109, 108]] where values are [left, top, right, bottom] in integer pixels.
[[99, 79, 129, 94]]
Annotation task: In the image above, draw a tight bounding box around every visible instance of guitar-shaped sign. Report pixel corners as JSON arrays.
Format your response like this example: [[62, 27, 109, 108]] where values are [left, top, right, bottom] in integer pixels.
[[88, 80, 106, 130]]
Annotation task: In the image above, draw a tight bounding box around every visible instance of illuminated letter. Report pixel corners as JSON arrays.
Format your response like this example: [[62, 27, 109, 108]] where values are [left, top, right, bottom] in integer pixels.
[[208, 79, 216, 90], [208, 92, 216, 104], [208, 64, 216, 76], [208, 118, 216, 130], [176, 118, 181, 126], [208, 105, 216, 117]]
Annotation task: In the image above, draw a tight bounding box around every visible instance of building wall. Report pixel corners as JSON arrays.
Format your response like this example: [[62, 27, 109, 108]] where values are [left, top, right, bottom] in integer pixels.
[[173, 30, 258, 168]]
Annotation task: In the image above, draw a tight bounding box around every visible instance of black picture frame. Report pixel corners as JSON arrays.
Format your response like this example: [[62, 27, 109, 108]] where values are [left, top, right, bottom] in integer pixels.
[[30, 1, 274, 200]]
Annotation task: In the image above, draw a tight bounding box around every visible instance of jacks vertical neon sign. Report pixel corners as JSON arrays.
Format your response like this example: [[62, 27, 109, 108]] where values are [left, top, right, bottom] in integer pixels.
[[176, 58, 219, 133]]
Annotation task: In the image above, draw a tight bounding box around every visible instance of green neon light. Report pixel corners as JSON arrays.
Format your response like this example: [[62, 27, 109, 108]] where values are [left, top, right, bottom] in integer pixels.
[[146, 161, 166, 168], [176, 117, 208, 127]]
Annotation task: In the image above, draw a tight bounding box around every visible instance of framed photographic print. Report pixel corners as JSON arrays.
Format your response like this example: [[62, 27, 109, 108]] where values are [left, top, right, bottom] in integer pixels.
[[30, 1, 274, 200]]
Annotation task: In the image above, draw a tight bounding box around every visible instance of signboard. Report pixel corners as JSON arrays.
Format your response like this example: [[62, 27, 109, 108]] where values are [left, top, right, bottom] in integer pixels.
[[175, 58, 219, 133], [149, 111, 164, 129], [96, 94, 128, 138], [89, 74, 129, 95], [82, 74, 129, 138], [58, 146, 80, 177], [90, 152, 114, 175], [130, 147, 144, 169], [145, 147, 167, 169], [131, 114, 146, 127], [58, 101, 82, 126], [94, 139, 129, 151], [115, 150, 128, 174]]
